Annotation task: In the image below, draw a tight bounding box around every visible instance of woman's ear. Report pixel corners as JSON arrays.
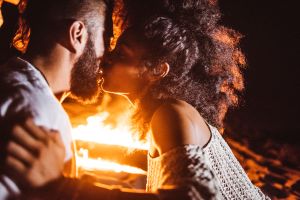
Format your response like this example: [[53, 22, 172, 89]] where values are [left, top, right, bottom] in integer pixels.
[[152, 62, 170, 79], [160, 62, 170, 77], [68, 21, 88, 55]]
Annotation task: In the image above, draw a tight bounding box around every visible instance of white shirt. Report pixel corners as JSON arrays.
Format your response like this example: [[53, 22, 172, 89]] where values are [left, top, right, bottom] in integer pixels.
[[0, 57, 73, 199]]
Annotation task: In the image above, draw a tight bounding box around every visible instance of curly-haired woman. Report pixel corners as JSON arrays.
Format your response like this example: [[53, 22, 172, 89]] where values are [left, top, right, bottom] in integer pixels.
[[102, 0, 270, 199]]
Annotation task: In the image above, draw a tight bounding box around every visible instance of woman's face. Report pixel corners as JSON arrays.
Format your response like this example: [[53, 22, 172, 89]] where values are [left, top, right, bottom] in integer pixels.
[[102, 30, 149, 96]]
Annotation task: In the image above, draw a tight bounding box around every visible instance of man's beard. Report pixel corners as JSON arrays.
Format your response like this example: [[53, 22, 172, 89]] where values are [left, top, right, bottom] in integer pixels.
[[70, 37, 102, 103]]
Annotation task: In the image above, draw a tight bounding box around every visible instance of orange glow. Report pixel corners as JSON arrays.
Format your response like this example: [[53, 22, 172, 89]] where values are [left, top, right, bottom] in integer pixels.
[[12, 25, 30, 53], [4, 0, 20, 5], [0, 0, 29, 52], [72, 112, 148, 150], [13, 0, 29, 53], [76, 148, 146, 175], [111, 0, 126, 49], [0, 0, 3, 28], [213, 28, 241, 47], [72, 110, 149, 175]]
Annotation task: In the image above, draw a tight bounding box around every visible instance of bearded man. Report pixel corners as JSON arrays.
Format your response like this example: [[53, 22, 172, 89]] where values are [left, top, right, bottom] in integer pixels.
[[0, 0, 220, 199], [0, 0, 110, 198]]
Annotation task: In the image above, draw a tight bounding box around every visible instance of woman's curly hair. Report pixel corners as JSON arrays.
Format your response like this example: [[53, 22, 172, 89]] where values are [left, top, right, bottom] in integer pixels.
[[120, 0, 246, 140]]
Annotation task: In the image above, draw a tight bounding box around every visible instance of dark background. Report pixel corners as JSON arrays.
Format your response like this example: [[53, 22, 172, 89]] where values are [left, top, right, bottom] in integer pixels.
[[219, 0, 300, 144], [1, 0, 300, 144]]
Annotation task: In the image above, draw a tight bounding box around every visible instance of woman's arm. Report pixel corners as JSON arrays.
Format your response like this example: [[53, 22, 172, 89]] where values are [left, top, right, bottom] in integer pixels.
[[150, 102, 221, 199]]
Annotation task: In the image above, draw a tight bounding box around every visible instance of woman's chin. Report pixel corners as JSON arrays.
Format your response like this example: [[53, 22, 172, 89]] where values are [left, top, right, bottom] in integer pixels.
[[102, 86, 130, 96], [100, 81, 130, 96]]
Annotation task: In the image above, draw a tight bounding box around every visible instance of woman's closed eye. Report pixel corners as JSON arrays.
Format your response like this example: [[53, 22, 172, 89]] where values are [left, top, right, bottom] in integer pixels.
[[112, 49, 136, 65], [117, 51, 127, 60]]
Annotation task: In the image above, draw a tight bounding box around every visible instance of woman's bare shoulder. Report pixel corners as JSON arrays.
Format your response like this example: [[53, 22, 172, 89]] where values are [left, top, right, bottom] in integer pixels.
[[150, 100, 211, 155]]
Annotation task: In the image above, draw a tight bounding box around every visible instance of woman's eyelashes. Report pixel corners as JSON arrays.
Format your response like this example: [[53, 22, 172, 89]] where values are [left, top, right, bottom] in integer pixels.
[[114, 50, 135, 65], [118, 51, 127, 60]]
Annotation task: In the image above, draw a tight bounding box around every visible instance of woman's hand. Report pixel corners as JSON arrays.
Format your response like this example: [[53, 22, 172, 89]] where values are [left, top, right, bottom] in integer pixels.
[[4, 118, 65, 189]]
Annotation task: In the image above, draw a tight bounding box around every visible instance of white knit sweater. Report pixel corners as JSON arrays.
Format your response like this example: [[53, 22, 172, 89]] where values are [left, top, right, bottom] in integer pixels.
[[146, 124, 270, 200]]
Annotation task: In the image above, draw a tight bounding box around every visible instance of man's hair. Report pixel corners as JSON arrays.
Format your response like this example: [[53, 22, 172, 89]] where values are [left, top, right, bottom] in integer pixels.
[[24, 0, 110, 56]]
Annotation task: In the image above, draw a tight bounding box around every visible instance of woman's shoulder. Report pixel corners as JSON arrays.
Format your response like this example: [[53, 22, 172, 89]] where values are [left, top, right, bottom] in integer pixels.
[[150, 99, 211, 156], [152, 99, 197, 119]]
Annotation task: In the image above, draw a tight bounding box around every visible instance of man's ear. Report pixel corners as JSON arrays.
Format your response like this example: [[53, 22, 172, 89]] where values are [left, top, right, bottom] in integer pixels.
[[152, 62, 170, 80], [68, 21, 88, 55]]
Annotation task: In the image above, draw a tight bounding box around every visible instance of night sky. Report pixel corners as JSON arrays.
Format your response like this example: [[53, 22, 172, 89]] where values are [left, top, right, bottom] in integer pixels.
[[1, 0, 299, 143]]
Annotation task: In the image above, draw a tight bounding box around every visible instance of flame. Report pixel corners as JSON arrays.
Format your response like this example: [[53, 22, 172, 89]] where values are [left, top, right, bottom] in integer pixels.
[[72, 110, 149, 175], [3, 0, 20, 4], [0, 5, 3, 28], [76, 148, 146, 175], [72, 111, 148, 150]]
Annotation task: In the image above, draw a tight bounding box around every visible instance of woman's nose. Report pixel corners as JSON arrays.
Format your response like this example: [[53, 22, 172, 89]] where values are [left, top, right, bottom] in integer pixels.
[[101, 55, 113, 69], [102, 53, 112, 67]]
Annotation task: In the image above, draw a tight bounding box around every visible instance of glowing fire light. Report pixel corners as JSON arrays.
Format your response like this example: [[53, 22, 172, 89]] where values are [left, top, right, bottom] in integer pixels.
[[72, 112, 148, 150], [77, 148, 146, 175], [72, 111, 149, 175]]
